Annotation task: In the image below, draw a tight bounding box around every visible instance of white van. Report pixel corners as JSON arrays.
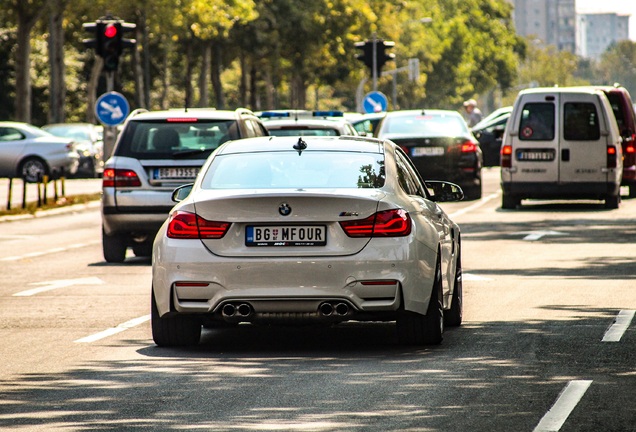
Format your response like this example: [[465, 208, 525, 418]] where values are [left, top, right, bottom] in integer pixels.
[[500, 87, 623, 209]]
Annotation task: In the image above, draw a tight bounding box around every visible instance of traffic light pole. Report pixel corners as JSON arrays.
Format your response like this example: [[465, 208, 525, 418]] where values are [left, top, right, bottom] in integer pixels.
[[372, 33, 378, 92], [103, 71, 117, 159]]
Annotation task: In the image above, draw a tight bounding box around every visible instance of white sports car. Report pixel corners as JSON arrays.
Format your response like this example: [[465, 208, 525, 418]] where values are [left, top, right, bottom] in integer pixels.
[[151, 135, 464, 346]]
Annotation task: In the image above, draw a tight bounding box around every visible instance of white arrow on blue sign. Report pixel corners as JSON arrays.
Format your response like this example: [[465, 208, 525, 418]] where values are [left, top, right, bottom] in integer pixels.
[[363, 91, 388, 113], [95, 91, 130, 126]]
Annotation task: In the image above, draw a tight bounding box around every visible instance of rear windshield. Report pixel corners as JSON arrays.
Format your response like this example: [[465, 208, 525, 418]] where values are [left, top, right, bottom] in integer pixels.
[[268, 128, 339, 137], [115, 119, 239, 159], [201, 150, 385, 189], [381, 113, 468, 137], [519, 103, 555, 141]]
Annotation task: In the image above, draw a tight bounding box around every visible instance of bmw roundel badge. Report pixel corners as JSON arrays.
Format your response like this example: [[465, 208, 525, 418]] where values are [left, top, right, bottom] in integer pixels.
[[279, 203, 292, 216]]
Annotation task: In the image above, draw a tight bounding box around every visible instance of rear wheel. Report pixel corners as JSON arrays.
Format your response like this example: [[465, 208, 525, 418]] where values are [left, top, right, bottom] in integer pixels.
[[151, 291, 201, 347], [605, 194, 620, 209], [397, 260, 444, 346], [132, 240, 153, 258], [501, 193, 520, 209], [463, 184, 482, 201], [444, 245, 463, 327], [102, 228, 128, 263]]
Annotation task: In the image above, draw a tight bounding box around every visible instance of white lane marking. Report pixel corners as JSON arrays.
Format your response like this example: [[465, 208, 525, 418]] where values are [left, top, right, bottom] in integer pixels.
[[462, 273, 493, 281], [74, 315, 151, 343], [533, 380, 593, 432], [448, 191, 501, 219], [511, 230, 566, 241], [13, 277, 105, 297], [602, 310, 635, 342], [1, 240, 101, 262]]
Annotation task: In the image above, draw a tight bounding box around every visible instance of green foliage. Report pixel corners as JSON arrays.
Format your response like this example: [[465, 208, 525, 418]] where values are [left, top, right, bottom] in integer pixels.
[[6, 0, 636, 123]]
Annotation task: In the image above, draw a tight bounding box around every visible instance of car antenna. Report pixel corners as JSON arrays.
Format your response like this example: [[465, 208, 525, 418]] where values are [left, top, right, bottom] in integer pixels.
[[293, 137, 307, 155]]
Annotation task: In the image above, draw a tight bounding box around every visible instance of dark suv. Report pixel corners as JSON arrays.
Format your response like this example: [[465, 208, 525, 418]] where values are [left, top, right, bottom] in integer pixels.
[[101, 108, 268, 263]]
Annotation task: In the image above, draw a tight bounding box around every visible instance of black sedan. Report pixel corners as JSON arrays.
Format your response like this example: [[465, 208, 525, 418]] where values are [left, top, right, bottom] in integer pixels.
[[375, 109, 482, 200]]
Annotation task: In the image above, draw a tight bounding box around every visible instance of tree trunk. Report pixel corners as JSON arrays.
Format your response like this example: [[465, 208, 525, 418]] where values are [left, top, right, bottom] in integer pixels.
[[133, 13, 146, 110], [86, 57, 103, 124], [48, 0, 66, 124], [185, 41, 194, 108], [15, 2, 45, 123], [239, 53, 247, 107], [198, 42, 211, 107], [142, 10, 151, 109], [211, 42, 225, 109]]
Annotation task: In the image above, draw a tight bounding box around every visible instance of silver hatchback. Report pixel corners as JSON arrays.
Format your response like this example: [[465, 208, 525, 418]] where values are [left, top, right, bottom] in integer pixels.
[[101, 108, 268, 263]]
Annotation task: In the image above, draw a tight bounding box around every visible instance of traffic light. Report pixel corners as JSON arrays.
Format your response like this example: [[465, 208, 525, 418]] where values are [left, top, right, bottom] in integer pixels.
[[100, 21, 121, 72], [354, 39, 396, 76], [355, 40, 374, 73], [82, 17, 136, 73], [376, 40, 395, 74]]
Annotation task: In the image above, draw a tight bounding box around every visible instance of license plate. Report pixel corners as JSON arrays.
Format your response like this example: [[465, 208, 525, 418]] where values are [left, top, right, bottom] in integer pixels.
[[154, 167, 200, 180], [412, 146, 444, 157], [516, 149, 555, 161], [246, 225, 327, 246]]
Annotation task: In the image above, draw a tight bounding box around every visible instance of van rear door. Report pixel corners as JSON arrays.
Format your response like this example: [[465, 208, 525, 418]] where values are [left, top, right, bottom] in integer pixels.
[[510, 93, 558, 183], [559, 93, 608, 184]]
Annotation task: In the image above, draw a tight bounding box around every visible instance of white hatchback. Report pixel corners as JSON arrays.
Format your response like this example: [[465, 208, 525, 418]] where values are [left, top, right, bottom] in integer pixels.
[[151, 136, 464, 347]]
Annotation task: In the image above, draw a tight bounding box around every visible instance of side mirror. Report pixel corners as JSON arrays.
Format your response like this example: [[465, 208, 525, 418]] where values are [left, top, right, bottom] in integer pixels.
[[425, 180, 464, 202], [172, 183, 194, 202]]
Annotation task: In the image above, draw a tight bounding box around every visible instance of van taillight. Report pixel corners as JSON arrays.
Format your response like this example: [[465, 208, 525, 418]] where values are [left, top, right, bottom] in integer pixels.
[[501, 145, 513, 168], [102, 168, 142, 187], [607, 145, 618, 169], [340, 209, 412, 237]]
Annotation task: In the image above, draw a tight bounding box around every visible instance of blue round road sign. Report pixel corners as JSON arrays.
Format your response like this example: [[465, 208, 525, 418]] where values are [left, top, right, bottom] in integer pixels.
[[95, 91, 130, 126], [363, 91, 388, 113]]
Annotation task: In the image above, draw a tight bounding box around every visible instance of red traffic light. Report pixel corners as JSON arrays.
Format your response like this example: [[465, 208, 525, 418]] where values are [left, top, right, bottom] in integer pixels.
[[104, 23, 117, 38]]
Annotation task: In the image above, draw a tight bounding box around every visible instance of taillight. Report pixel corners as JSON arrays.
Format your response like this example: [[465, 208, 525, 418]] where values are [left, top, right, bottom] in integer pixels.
[[625, 144, 635, 154], [340, 209, 411, 237], [102, 168, 141, 187], [607, 145, 618, 169], [461, 141, 477, 153], [501, 145, 513, 168], [167, 211, 230, 239]]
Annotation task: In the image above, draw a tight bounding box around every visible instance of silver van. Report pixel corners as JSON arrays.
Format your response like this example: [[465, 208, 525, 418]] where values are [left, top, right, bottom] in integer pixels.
[[500, 87, 623, 209]]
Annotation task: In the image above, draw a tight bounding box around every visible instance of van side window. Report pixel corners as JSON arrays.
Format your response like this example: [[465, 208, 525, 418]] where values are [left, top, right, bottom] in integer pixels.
[[564, 103, 600, 141], [519, 103, 555, 141]]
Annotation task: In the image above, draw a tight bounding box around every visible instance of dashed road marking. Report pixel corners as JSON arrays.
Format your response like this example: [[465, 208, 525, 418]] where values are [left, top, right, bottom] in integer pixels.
[[74, 315, 151, 343], [602, 310, 635, 342], [1, 240, 100, 262], [533, 380, 593, 432]]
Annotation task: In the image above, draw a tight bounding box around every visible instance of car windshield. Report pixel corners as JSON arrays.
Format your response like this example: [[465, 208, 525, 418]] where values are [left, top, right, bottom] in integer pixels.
[[116, 119, 239, 159], [202, 150, 385, 189], [383, 113, 468, 137]]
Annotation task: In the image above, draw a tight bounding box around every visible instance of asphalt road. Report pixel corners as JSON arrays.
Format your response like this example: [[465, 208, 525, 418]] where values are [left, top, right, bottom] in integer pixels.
[[0, 168, 634, 431]]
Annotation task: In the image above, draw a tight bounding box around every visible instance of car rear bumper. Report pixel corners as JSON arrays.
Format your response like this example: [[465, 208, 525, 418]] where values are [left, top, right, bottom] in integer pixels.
[[151, 234, 438, 321], [501, 181, 620, 199]]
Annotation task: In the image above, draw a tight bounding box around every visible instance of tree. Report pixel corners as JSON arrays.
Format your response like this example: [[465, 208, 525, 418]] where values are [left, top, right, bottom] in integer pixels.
[[10, 0, 47, 123]]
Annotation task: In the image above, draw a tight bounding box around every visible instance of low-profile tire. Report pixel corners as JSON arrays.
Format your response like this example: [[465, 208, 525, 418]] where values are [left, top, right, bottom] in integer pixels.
[[102, 228, 128, 263], [397, 261, 444, 346], [628, 185, 636, 199], [151, 292, 201, 347], [20, 157, 49, 183], [444, 245, 463, 327], [605, 194, 620, 209], [501, 193, 520, 209]]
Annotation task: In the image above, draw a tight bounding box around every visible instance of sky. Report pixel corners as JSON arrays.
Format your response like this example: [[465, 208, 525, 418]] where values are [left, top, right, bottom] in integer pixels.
[[576, 0, 636, 40]]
